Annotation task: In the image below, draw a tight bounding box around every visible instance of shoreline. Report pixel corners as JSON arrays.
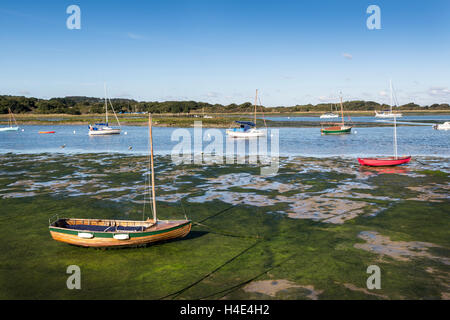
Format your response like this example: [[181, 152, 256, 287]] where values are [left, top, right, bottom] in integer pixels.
[[1, 111, 448, 127]]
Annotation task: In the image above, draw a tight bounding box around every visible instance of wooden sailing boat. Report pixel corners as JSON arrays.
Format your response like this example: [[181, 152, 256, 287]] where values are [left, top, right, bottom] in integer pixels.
[[49, 114, 191, 248], [320, 95, 352, 134], [88, 84, 121, 136], [358, 112, 411, 166], [226, 89, 266, 138], [0, 108, 19, 132]]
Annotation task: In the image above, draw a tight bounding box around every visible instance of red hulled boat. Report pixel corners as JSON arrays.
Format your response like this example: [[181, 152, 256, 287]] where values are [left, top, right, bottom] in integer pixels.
[[358, 156, 411, 167], [358, 81, 411, 167]]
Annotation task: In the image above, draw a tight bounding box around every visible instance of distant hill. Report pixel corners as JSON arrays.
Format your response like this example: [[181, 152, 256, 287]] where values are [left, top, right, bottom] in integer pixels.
[[0, 95, 448, 115]]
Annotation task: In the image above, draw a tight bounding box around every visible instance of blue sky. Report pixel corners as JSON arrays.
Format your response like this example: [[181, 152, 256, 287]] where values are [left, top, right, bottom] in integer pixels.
[[0, 0, 449, 106]]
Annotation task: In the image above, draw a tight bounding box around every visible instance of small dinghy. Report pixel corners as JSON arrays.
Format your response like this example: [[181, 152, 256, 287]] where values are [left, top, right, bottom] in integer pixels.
[[358, 156, 411, 166], [49, 114, 191, 248], [39, 131, 55, 134], [49, 218, 191, 248], [358, 101, 411, 167]]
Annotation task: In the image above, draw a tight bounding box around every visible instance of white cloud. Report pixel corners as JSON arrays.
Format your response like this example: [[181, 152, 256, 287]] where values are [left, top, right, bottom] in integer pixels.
[[428, 86, 450, 97]]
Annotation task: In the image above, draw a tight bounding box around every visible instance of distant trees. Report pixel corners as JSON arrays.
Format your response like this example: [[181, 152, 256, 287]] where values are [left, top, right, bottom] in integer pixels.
[[0, 95, 449, 115]]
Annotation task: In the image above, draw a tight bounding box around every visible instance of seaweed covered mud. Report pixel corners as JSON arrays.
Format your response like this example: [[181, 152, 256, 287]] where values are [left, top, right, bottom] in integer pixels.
[[0, 153, 448, 299]]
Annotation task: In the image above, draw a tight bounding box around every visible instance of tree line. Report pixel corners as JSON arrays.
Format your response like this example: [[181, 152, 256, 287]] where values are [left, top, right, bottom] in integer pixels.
[[0, 95, 448, 115]]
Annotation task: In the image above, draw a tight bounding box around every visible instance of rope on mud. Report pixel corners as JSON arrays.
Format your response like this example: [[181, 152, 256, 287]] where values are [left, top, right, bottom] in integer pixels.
[[158, 240, 262, 300], [192, 221, 264, 240], [198, 252, 298, 300], [414, 159, 428, 166], [198, 204, 237, 223], [197, 232, 310, 300]]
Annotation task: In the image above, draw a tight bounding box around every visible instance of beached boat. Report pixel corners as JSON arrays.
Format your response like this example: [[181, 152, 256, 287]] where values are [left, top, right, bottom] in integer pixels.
[[433, 121, 450, 130], [321, 95, 352, 135], [358, 114, 411, 166], [358, 156, 411, 166], [88, 84, 121, 136], [0, 108, 19, 132], [374, 80, 402, 118], [49, 114, 191, 248], [226, 89, 266, 138]]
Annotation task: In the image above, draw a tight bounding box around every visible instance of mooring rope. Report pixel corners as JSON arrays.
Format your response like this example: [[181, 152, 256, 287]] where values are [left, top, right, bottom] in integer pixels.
[[158, 240, 262, 300]]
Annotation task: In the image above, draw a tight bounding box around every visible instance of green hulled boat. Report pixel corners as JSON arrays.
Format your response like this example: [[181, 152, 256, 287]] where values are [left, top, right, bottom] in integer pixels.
[[320, 94, 352, 135], [321, 125, 352, 135]]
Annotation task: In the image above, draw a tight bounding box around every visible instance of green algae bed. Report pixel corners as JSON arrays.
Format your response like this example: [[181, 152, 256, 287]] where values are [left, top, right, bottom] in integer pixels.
[[0, 153, 448, 300]]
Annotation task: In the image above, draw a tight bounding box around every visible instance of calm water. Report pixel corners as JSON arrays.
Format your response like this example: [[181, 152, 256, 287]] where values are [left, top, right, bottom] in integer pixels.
[[0, 120, 449, 158]]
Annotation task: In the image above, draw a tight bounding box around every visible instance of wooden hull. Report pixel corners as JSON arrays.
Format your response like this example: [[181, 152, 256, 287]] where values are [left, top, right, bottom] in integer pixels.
[[49, 219, 191, 248], [321, 126, 352, 135], [358, 156, 411, 166]]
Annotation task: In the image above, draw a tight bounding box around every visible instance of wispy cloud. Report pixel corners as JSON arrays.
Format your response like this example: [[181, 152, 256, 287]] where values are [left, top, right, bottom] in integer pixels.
[[428, 86, 450, 97], [206, 92, 220, 98], [127, 32, 145, 40], [342, 53, 353, 60], [117, 92, 132, 98]]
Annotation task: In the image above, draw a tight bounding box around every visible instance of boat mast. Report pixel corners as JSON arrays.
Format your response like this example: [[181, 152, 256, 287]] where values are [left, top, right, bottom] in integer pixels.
[[254, 89, 258, 127], [149, 114, 157, 222], [339, 94, 345, 126], [104, 83, 108, 125], [393, 114, 398, 159], [389, 79, 393, 114]]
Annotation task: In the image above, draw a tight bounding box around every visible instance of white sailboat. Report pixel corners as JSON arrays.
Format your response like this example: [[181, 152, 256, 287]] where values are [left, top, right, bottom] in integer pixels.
[[226, 89, 266, 138], [88, 84, 121, 136], [433, 122, 450, 130], [320, 103, 339, 119], [0, 108, 19, 132], [375, 80, 403, 118]]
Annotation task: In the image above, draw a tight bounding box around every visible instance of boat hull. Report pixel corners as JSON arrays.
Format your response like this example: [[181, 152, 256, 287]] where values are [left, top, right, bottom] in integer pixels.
[[433, 122, 450, 130], [321, 126, 352, 135], [0, 127, 19, 132], [39, 131, 55, 134], [49, 219, 191, 248], [358, 156, 411, 166], [319, 114, 338, 119], [89, 128, 121, 135], [375, 111, 402, 118], [226, 129, 266, 138]]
